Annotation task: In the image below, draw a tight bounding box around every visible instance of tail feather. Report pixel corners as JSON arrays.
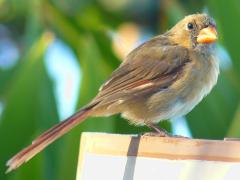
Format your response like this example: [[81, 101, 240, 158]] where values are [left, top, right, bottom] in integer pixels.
[[6, 104, 95, 173]]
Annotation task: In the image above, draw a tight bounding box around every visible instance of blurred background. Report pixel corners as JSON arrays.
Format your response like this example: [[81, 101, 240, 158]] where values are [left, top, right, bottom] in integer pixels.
[[1, 0, 240, 179]]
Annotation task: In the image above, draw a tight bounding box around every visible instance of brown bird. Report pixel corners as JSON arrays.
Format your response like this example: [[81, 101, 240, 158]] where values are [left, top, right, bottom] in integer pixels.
[[6, 13, 219, 172]]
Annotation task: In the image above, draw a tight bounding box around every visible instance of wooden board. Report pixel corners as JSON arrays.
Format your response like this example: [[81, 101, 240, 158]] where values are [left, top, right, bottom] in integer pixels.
[[76, 133, 240, 180]]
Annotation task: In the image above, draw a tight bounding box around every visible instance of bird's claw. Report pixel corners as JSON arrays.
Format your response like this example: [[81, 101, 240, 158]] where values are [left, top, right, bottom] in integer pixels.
[[140, 132, 189, 139]]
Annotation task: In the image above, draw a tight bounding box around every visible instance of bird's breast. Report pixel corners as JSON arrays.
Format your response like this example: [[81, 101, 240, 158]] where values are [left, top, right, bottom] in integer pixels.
[[148, 52, 219, 121], [172, 52, 219, 117]]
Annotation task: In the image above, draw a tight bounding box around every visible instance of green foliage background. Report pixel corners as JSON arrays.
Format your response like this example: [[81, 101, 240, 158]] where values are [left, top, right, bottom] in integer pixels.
[[1, 0, 240, 179]]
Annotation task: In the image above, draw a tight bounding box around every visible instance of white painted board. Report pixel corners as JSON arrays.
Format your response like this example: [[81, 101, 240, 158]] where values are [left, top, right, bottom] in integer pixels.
[[76, 133, 240, 180], [79, 153, 240, 180]]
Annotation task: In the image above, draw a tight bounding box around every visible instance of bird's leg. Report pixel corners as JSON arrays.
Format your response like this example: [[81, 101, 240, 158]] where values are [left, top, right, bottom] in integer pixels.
[[143, 123, 189, 138], [144, 123, 171, 137]]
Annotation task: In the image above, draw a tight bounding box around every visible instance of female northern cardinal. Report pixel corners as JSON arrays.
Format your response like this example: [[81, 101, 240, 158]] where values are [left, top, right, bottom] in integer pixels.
[[7, 13, 219, 172]]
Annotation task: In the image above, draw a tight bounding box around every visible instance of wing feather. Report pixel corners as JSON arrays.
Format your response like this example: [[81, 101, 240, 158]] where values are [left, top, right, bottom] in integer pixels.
[[93, 37, 190, 104]]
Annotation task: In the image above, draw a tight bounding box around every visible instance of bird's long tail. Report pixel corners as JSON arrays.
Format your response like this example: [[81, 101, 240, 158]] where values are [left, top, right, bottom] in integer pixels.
[[6, 103, 97, 173]]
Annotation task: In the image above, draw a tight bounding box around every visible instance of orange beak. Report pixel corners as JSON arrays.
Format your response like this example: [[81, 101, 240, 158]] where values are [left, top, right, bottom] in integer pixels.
[[197, 26, 218, 44]]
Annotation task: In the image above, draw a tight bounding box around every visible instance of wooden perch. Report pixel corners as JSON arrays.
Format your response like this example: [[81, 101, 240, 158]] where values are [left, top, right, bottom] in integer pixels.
[[76, 133, 240, 180]]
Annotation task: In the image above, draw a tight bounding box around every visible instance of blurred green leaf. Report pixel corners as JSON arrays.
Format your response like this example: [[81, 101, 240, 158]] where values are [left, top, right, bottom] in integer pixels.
[[207, 0, 240, 71], [187, 70, 239, 139], [0, 68, 16, 97], [42, 0, 83, 51], [227, 103, 240, 137], [0, 33, 59, 180]]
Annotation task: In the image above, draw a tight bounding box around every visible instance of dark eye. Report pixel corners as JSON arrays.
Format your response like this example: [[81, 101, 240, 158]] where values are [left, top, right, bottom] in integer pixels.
[[187, 22, 194, 30]]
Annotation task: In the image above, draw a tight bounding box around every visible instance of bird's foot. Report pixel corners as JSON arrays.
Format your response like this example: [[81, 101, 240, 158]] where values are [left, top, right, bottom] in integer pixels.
[[144, 123, 171, 137], [143, 123, 189, 138], [142, 131, 171, 137], [171, 134, 189, 139], [141, 132, 189, 139]]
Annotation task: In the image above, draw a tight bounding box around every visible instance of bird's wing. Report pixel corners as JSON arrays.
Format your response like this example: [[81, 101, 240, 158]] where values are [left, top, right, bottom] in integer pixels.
[[92, 38, 190, 104]]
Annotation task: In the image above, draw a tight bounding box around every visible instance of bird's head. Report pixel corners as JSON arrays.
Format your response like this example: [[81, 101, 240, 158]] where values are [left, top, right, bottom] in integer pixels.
[[167, 14, 218, 51]]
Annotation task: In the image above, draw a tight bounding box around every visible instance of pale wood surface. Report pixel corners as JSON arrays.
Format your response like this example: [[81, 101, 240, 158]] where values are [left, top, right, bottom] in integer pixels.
[[76, 133, 240, 180]]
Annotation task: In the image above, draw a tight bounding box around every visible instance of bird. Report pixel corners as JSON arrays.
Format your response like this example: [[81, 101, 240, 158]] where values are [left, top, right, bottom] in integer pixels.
[[6, 13, 219, 172]]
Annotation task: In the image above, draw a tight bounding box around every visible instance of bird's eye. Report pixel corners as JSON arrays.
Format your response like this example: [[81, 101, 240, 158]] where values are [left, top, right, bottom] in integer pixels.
[[187, 22, 194, 30]]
